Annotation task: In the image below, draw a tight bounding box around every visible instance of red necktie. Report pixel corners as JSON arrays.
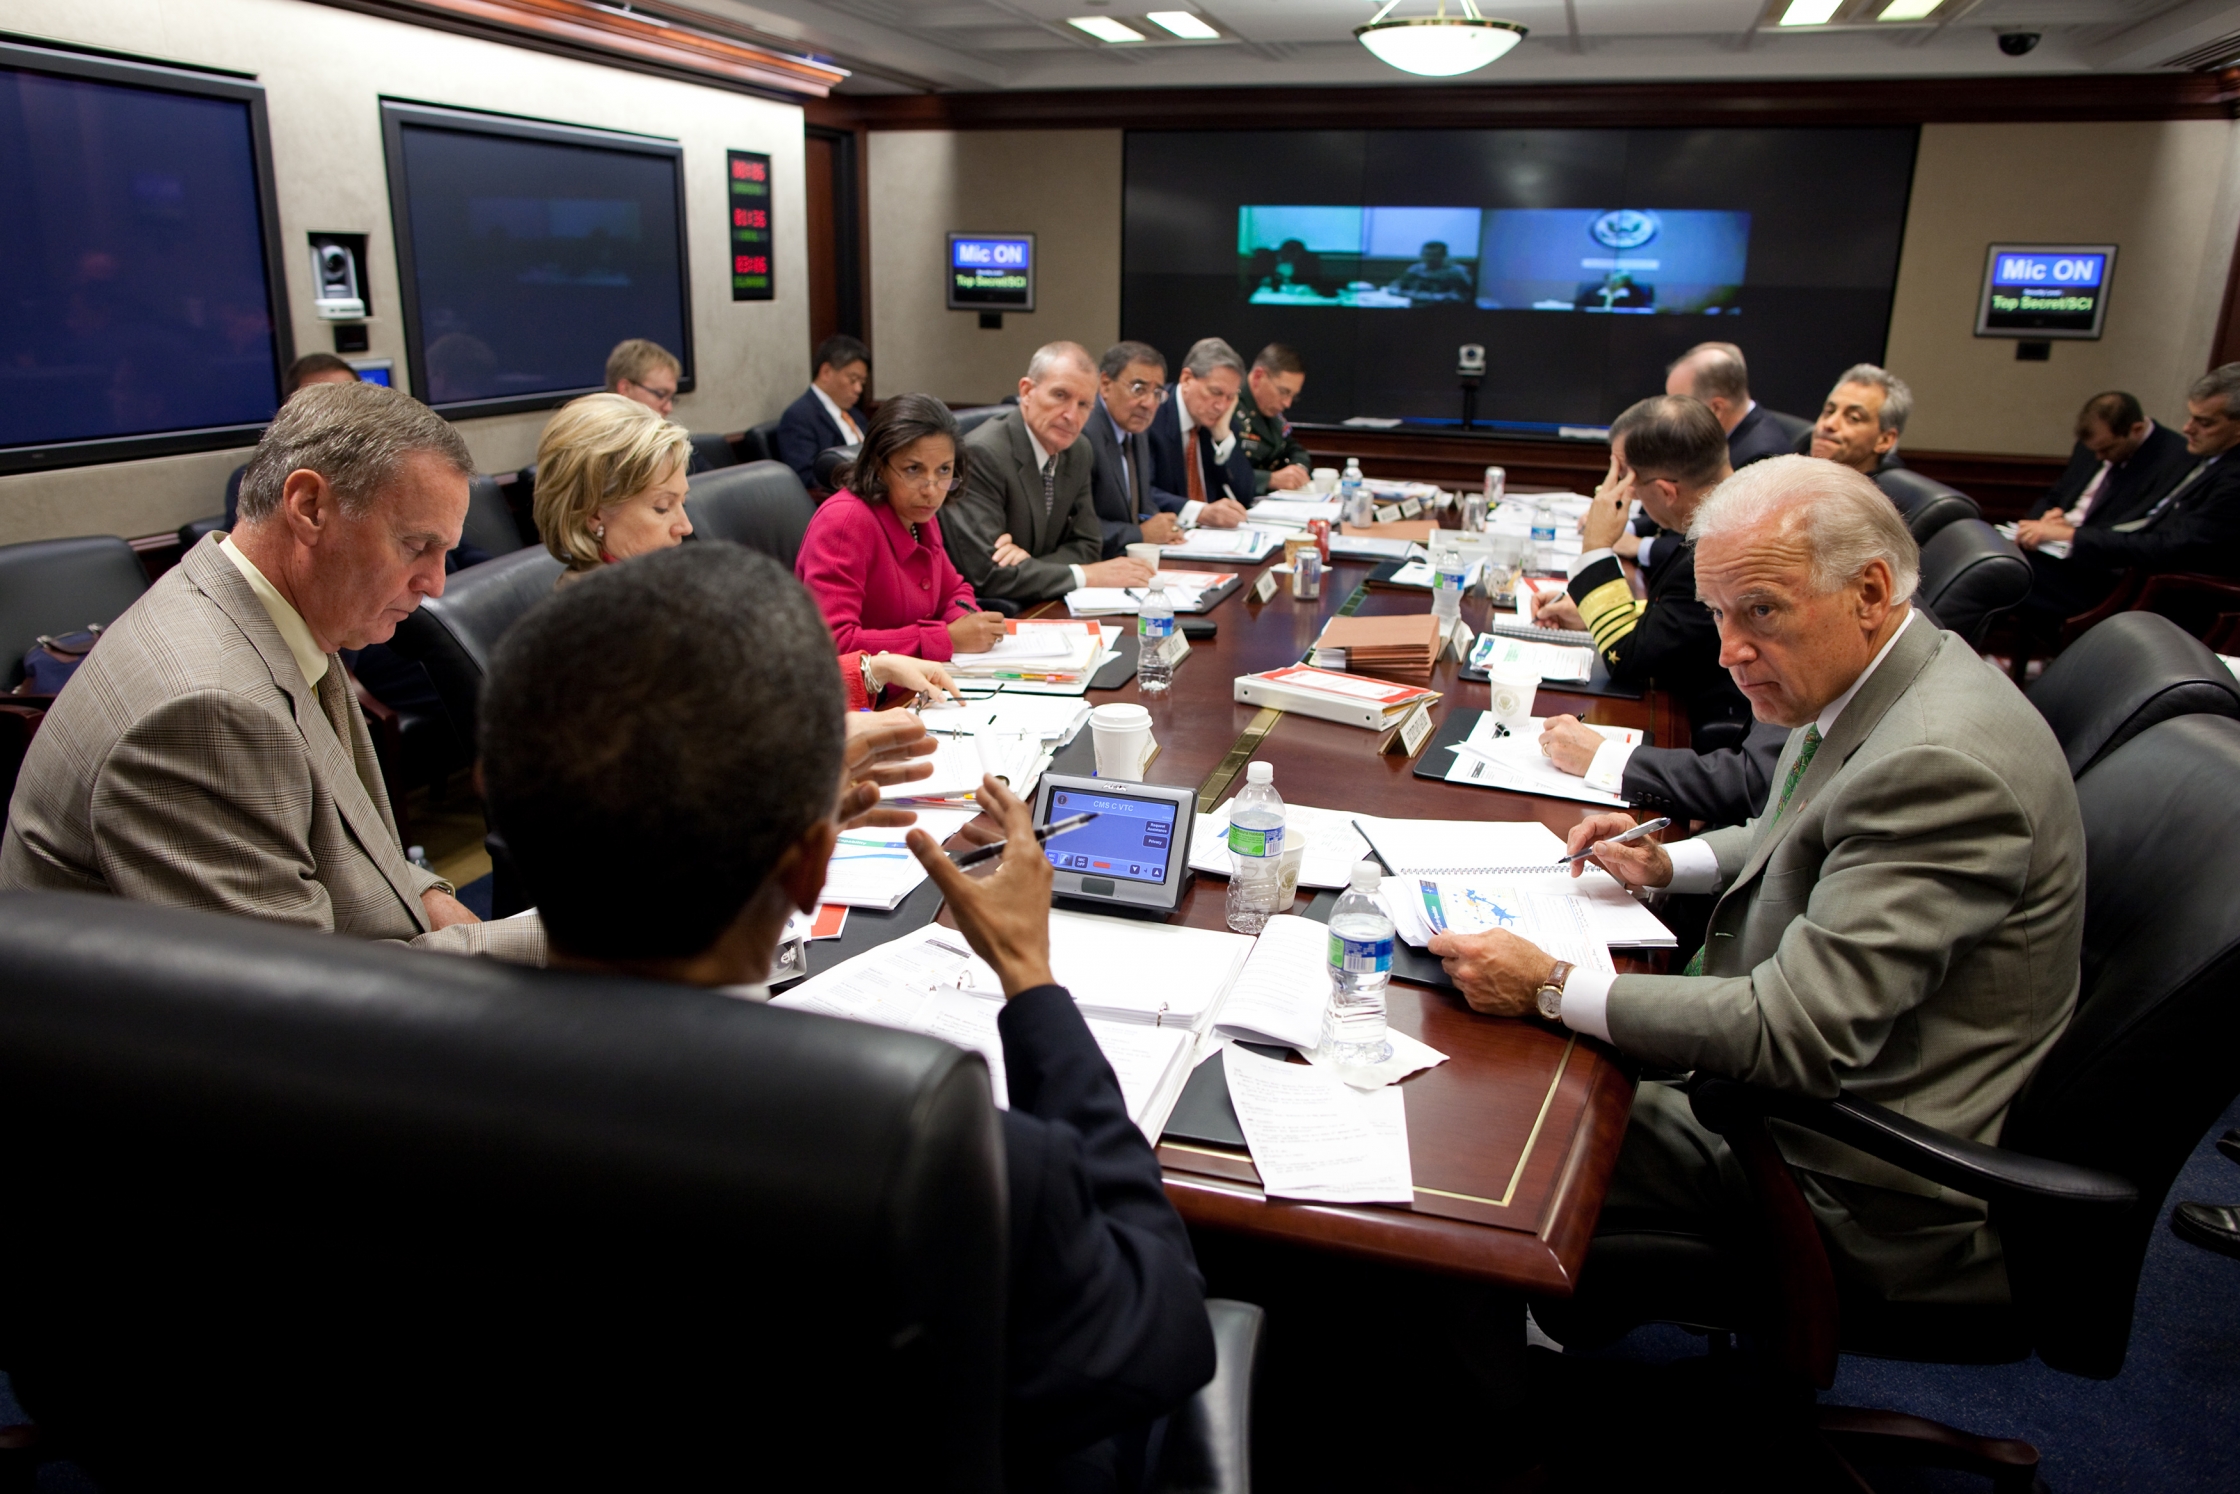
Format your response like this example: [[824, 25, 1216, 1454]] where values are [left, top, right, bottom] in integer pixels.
[[1187, 430, 1208, 508]]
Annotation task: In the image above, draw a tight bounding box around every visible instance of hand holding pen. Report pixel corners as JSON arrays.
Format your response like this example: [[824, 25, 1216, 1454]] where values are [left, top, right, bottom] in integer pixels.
[[1560, 813, 1675, 889]]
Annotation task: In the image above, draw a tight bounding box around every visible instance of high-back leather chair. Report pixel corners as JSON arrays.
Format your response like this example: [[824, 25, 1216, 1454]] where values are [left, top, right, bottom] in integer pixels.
[[951, 405, 1010, 437], [689, 430, 741, 472], [816, 441, 862, 493], [1912, 518, 2029, 648], [1875, 469, 1981, 546], [2028, 610, 2240, 777], [386, 545, 563, 750], [0, 535, 149, 689], [462, 473, 530, 559], [686, 459, 818, 569], [175, 513, 226, 551], [740, 418, 781, 465], [0, 891, 1005, 1492]]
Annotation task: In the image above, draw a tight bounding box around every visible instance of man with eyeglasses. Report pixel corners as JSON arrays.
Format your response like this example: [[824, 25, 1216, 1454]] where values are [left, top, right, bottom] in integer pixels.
[[774, 335, 871, 488], [1234, 343, 1314, 495], [1086, 342, 1187, 558], [604, 338, 721, 475]]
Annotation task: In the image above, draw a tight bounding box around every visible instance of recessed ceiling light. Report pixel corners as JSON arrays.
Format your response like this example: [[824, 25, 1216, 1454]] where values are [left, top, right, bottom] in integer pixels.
[[1068, 16, 1146, 42], [1777, 0, 1843, 24], [1147, 11, 1220, 39], [1877, 0, 1941, 17]]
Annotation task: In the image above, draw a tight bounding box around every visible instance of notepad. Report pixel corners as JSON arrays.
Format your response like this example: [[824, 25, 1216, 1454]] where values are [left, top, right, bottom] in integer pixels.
[[1468, 633, 1594, 684], [1189, 800, 1373, 889], [1356, 816, 1675, 949], [1208, 913, 1333, 1052], [1247, 498, 1344, 528], [1162, 527, 1282, 562], [1388, 882, 1615, 977], [918, 693, 1091, 746], [817, 807, 986, 909], [1439, 712, 1633, 809], [1223, 1045, 1413, 1204]]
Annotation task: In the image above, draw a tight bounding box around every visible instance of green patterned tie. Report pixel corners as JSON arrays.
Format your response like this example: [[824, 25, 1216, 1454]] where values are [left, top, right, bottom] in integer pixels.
[[1679, 726, 1821, 977]]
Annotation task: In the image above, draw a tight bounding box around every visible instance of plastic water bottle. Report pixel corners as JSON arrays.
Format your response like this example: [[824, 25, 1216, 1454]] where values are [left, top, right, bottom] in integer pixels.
[[1224, 761, 1286, 934], [1530, 497, 1559, 570], [1431, 540, 1468, 629], [1323, 862, 1394, 1068], [1137, 586, 1174, 695], [1339, 459, 1370, 526]]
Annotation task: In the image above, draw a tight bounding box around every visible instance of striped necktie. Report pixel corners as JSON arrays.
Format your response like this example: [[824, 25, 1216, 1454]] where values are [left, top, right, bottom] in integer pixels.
[[1680, 726, 1821, 977], [1041, 458, 1056, 518], [2114, 460, 2210, 532]]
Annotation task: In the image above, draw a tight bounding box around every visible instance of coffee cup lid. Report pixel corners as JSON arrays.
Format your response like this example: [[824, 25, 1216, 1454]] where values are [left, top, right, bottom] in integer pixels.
[[1090, 703, 1152, 728]]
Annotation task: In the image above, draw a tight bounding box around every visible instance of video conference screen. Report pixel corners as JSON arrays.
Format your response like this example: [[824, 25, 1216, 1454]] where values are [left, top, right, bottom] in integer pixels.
[[1128, 128, 1918, 432], [382, 103, 691, 415], [0, 50, 285, 466]]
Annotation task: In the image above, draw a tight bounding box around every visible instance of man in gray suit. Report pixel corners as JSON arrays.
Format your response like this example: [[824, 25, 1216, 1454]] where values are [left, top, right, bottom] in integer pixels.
[[2, 382, 543, 961], [1433, 455, 2085, 1312], [944, 341, 1155, 605]]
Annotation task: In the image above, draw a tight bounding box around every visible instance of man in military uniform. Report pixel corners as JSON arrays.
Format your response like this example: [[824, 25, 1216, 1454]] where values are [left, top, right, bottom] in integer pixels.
[[1232, 344, 1314, 495], [1387, 241, 1473, 304]]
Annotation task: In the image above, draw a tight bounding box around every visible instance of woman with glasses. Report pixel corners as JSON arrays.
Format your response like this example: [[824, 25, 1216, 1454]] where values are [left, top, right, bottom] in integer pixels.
[[796, 393, 1009, 667]]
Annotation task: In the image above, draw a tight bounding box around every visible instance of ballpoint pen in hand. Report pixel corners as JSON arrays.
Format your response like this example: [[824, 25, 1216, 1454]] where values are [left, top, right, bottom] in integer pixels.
[[1556, 816, 1672, 865], [947, 811, 1097, 868]]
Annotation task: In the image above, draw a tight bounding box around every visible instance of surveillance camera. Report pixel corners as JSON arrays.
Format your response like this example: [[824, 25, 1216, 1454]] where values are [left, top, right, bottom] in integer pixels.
[[1998, 32, 2040, 56]]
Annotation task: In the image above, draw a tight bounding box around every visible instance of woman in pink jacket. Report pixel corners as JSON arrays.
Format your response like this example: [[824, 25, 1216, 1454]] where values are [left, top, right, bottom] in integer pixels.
[[795, 393, 1009, 662]]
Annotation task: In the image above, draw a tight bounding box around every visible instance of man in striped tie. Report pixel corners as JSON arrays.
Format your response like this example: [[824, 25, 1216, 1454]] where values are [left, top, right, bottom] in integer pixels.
[[1431, 455, 2086, 1326]]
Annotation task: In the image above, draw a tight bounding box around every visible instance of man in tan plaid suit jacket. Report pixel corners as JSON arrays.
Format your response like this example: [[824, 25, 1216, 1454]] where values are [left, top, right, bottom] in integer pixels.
[[1, 383, 543, 962]]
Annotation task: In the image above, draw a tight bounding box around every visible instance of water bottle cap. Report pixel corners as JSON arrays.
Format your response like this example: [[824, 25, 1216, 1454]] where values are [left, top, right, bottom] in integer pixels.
[[1350, 860, 1380, 891], [1246, 761, 1273, 784]]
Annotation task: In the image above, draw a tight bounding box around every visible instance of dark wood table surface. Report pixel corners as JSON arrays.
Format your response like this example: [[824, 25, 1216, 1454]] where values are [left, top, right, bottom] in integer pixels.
[[1014, 524, 1679, 1297]]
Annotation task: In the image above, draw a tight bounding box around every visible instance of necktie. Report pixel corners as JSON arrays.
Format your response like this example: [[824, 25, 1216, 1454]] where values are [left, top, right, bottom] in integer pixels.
[[1680, 726, 1821, 977], [2116, 461, 2210, 532], [1128, 432, 1149, 518], [1186, 429, 1209, 508], [2065, 462, 2110, 526], [317, 663, 383, 809], [1041, 458, 1056, 519]]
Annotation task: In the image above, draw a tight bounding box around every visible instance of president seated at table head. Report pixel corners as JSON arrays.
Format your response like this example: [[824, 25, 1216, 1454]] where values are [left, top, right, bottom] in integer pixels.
[[0, 381, 545, 963], [1432, 454, 2085, 1321], [944, 341, 1157, 605], [476, 543, 1213, 1483]]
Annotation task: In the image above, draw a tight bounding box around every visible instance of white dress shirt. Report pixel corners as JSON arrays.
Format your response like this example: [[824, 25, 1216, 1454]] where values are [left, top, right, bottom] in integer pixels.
[[1171, 395, 1242, 525], [811, 383, 862, 443], [1025, 424, 1088, 592], [1556, 607, 1919, 1042], [220, 536, 329, 688]]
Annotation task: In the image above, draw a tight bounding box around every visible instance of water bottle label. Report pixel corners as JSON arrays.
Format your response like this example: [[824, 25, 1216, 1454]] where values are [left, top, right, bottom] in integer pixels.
[[1228, 823, 1283, 859], [1138, 613, 1175, 638], [1328, 932, 1393, 974]]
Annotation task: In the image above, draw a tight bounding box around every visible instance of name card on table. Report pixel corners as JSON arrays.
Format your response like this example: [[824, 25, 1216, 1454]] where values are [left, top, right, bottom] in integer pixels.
[[1252, 568, 1282, 604]]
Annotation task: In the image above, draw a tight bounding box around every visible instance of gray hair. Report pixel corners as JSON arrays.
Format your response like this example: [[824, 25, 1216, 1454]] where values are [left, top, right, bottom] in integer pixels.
[[1834, 363, 1913, 437], [1025, 340, 1096, 386], [236, 381, 472, 524], [1688, 454, 1920, 604], [2188, 362, 2240, 416], [1099, 340, 1166, 380], [1181, 337, 1246, 382], [1673, 342, 1748, 404]]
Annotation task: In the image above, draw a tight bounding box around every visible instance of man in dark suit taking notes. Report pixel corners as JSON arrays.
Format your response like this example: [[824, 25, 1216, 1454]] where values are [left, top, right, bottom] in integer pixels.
[[2018, 390, 2189, 533]]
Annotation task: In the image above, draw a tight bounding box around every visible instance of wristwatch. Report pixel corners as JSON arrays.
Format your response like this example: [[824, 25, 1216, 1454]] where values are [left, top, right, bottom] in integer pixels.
[[1535, 960, 1575, 1022]]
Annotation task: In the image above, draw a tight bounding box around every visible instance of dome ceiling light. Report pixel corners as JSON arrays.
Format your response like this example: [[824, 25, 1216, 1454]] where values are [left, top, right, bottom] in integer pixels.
[[1355, 0, 1526, 78]]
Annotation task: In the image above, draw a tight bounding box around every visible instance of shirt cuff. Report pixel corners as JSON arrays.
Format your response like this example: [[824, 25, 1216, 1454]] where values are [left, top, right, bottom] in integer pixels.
[[1583, 738, 1638, 794], [1211, 432, 1237, 462], [1178, 500, 1204, 525], [1665, 836, 1723, 895], [1566, 547, 1617, 581], [1558, 966, 1615, 1043], [1636, 534, 1659, 568], [1069, 564, 1087, 591]]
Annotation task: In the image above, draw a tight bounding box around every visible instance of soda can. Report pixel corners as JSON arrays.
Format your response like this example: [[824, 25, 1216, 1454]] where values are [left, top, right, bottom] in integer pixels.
[[1306, 517, 1331, 561], [1483, 466, 1507, 508], [1291, 546, 1323, 599]]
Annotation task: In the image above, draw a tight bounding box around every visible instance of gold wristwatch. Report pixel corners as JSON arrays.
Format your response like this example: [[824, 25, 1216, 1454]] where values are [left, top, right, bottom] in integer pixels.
[[1535, 960, 1575, 1022]]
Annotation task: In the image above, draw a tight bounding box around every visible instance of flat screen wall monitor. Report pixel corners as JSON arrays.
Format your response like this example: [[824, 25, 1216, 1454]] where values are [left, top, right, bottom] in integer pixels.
[[381, 100, 693, 419], [948, 232, 1035, 313], [1031, 773, 1194, 916], [0, 40, 292, 474], [1975, 244, 2115, 340]]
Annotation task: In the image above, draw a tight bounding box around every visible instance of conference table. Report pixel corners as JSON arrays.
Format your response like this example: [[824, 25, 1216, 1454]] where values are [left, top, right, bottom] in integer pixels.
[[1012, 515, 1681, 1299]]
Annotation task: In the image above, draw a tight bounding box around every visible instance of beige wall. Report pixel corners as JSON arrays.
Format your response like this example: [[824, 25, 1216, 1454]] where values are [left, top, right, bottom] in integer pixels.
[[866, 130, 1121, 405], [0, 0, 809, 545], [1885, 119, 2240, 456]]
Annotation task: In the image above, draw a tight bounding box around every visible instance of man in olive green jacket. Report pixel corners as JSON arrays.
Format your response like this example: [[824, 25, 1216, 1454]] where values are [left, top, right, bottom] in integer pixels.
[[1433, 455, 2085, 1312]]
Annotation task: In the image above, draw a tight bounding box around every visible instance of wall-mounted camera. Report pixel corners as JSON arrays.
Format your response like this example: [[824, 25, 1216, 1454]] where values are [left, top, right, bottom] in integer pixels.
[[308, 232, 368, 321], [1998, 32, 2040, 56], [1457, 343, 1486, 377]]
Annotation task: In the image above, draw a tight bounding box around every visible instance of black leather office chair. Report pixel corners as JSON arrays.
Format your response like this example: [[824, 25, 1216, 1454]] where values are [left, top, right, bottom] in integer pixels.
[[1550, 713, 2240, 1489], [952, 405, 1010, 437], [0, 890, 1006, 1492], [686, 459, 818, 569], [1155, 1299, 1265, 1494], [387, 546, 563, 753], [815, 441, 861, 492], [2027, 610, 2240, 778], [740, 418, 781, 466], [689, 430, 741, 472], [175, 513, 226, 551], [0, 536, 149, 689], [462, 473, 530, 559], [1912, 518, 2030, 648], [1875, 469, 1981, 546]]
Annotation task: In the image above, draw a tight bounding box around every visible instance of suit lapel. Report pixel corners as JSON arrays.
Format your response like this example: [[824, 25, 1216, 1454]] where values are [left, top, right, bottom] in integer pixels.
[[181, 541, 432, 931], [1005, 414, 1047, 551], [1722, 615, 1943, 900]]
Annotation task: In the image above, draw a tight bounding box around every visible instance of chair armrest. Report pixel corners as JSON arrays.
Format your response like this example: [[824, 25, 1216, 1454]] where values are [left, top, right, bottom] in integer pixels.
[[2134, 571, 2240, 614], [2058, 568, 2145, 647], [1689, 1077, 2135, 1214]]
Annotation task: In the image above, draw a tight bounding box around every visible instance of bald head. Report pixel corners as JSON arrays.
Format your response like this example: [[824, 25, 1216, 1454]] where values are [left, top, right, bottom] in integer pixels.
[[1018, 340, 1098, 453], [1665, 342, 1752, 432]]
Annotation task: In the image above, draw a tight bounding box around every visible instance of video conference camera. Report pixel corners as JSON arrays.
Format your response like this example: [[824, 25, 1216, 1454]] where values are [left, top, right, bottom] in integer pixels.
[[1998, 32, 2040, 57]]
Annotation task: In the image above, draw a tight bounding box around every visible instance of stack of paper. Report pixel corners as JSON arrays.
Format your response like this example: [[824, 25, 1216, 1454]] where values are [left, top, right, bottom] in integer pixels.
[[1064, 571, 1235, 616], [1189, 800, 1373, 889], [1160, 527, 1283, 563], [1327, 532, 1422, 562], [1341, 518, 1439, 546], [1245, 498, 1344, 528], [1355, 817, 1675, 949], [919, 693, 1091, 746], [817, 806, 987, 909], [951, 619, 1103, 688], [1439, 712, 1636, 808], [771, 928, 1199, 1139], [880, 735, 1053, 808], [1995, 520, 2069, 560], [1234, 665, 1440, 730], [1209, 913, 1338, 1051], [1222, 1045, 1413, 1204], [1467, 633, 1595, 684], [1312, 613, 1443, 685], [1364, 479, 1443, 505]]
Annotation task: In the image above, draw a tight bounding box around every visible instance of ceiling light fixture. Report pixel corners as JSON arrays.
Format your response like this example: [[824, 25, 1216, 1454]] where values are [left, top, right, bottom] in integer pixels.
[[1068, 16, 1146, 42], [1777, 0, 1843, 24], [1355, 0, 1525, 78], [1876, 0, 1941, 18], [1147, 11, 1221, 39]]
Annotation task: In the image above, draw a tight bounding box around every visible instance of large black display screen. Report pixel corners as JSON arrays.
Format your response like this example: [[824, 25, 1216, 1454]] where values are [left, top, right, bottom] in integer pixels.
[[1127, 128, 1918, 432], [0, 43, 289, 471], [382, 102, 692, 417]]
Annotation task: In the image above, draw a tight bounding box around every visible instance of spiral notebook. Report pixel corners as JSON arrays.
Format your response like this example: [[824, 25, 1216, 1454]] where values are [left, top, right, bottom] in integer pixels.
[[1355, 817, 1676, 948]]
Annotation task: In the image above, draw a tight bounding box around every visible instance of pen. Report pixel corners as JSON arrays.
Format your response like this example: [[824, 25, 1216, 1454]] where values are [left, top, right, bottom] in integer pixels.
[[1556, 816, 1672, 865], [947, 811, 1097, 868]]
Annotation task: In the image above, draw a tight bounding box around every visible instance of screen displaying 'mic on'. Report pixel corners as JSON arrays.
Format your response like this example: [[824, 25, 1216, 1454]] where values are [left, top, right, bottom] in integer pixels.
[[1977, 245, 2115, 339], [949, 233, 1035, 312]]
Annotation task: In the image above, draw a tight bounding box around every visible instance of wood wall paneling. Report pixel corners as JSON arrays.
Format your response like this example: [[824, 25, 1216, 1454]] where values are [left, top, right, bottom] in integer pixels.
[[805, 133, 840, 356]]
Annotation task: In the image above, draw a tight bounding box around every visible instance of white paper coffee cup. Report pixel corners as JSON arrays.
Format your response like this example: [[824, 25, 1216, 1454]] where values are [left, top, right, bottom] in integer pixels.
[[1125, 542, 1162, 574], [1090, 702, 1155, 782], [1311, 467, 1340, 494]]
